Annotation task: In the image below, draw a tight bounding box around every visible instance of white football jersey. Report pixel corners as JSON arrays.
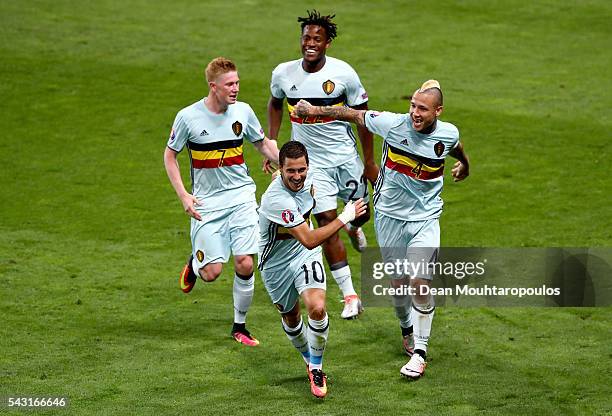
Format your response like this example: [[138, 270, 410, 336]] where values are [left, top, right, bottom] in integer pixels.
[[366, 111, 460, 221], [270, 56, 368, 168], [258, 174, 320, 271], [167, 99, 265, 213]]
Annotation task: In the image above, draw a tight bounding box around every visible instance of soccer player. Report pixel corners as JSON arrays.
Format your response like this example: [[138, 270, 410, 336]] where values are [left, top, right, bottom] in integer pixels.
[[258, 141, 366, 398], [266, 10, 379, 319], [292, 80, 470, 380], [164, 57, 279, 347]]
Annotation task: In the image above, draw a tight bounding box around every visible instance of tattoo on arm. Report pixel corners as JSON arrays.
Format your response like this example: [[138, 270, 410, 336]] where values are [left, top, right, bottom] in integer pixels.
[[316, 106, 366, 127]]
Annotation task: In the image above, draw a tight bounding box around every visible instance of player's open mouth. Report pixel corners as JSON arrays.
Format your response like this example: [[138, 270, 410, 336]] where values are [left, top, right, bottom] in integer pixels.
[[304, 48, 317, 56]]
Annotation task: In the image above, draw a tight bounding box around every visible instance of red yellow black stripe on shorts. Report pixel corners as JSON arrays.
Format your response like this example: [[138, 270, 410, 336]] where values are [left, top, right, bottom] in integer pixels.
[[385, 144, 444, 180], [187, 139, 244, 169], [286, 96, 346, 124]]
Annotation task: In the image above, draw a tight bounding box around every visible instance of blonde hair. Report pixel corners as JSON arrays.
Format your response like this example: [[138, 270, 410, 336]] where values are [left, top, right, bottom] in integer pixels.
[[419, 79, 441, 92], [205, 57, 237, 83], [417, 79, 443, 106]]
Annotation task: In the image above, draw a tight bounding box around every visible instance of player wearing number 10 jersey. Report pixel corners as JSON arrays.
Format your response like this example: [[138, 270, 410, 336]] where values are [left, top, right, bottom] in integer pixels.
[[258, 141, 366, 398]]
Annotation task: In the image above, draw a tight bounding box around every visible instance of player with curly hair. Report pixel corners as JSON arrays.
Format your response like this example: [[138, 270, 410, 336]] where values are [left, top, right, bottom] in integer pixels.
[[266, 10, 378, 320]]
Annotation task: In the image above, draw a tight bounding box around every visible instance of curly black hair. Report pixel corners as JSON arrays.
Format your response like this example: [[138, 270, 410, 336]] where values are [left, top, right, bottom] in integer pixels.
[[297, 9, 338, 41]]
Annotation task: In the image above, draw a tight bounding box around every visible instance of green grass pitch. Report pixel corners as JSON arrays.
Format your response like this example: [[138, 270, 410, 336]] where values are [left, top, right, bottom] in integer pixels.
[[1, 0, 611, 414]]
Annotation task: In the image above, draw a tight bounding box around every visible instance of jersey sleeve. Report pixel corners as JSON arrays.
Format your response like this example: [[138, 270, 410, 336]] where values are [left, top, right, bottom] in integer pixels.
[[452, 126, 460, 149], [270, 66, 286, 99], [262, 188, 305, 228], [167, 111, 190, 152], [344, 67, 368, 107], [364, 111, 397, 138], [244, 105, 265, 143]]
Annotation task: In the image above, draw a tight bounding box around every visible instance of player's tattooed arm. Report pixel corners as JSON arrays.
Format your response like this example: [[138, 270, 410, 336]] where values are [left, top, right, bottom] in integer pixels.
[[292, 99, 367, 127]]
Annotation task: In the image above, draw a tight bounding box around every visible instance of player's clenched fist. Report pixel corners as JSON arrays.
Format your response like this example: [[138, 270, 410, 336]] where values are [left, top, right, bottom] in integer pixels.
[[292, 99, 314, 118], [337, 198, 366, 224], [451, 160, 469, 182]]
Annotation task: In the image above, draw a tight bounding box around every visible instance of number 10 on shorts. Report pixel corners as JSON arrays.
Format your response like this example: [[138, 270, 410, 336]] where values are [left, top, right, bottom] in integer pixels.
[[301, 261, 325, 285]]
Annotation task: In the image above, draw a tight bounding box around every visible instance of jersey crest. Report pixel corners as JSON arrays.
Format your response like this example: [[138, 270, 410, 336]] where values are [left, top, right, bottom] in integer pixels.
[[322, 79, 335, 95], [232, 121, 243, 136], [434, 141, 445, 157]]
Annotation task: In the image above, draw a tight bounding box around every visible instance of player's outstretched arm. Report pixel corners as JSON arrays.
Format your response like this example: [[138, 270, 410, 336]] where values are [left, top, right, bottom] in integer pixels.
[[163, 147, 202, 220], [449, 141, 470, 182], [292, 99, 367, 128], [253, 138, 280, 173], [287, 199, 366, 249]]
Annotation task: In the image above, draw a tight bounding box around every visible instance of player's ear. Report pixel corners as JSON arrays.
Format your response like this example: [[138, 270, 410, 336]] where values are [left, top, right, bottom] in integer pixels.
[[435, 105, 443, 117]]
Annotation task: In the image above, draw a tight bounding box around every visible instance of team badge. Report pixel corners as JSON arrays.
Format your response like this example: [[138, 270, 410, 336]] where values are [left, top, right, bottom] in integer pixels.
[[322, 80, 335, 95], [196, 250, 204, 262], [434, 141, 445, 157], [281, 209, 294, 224], [369, 111, 380, 118], [274, 303, 284, 312], [232, 121, 243, 136], [169, 129, 176, 142]]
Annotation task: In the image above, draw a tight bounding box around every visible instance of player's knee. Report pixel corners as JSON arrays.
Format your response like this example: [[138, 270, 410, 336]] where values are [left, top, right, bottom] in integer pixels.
[[200, 263, 222, 282], [307, 303, 327, 321], [234, 255, 254, 276], [411, 282, 432, 305], [282, 309, 301, 328]]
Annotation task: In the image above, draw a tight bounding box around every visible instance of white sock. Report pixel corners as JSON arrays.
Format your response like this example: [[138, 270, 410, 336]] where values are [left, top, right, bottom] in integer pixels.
[[282, 318, 310, 364], [412, 300, 435, 355], [330, 265, 357, 297], [307, 314, 329, 371], [392, 293, 412, 329], [233, 273, 254, 324]]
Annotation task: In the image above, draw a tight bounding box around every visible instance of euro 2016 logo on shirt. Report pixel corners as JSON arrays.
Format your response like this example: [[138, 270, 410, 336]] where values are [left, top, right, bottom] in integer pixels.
[[322, 80, 335, 95], [169, 129, 176, 142], [434, 141, 445, 157], [232, 121, 243, 137], [281, 209, 294, 224]]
